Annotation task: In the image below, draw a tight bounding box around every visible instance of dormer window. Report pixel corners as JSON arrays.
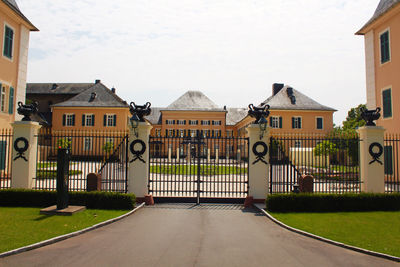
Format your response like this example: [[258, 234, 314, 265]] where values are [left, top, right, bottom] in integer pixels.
[[89, 92, 97, 102]]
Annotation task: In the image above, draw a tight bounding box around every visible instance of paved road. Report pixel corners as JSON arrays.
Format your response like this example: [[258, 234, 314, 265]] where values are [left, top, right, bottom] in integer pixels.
[[1, 204, 397, 267]]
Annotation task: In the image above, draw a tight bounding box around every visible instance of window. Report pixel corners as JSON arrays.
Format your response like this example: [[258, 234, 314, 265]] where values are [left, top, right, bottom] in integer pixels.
[[168, 129, 174, 137], [380, 30, 390, 64], [382, 89, 392, 118], [0, 86, 6, 112], [179, 129, 185, 137], [190, 130, 197, 137], [63, 114, 75, 126], [213, 130, 221, 137], [155, 129, 161, 137], [212, 120, 221, 126], [84, 137, 92, 151], [294, 141, 302, 148], [3, 25, 13, 59], [166, 120, 175, 125], [201, 120, 210, 125], [292, 117, 302, 129], [189, 120, 198, 125], [82, 114, 95, 126], [226, 130, 233, 137], [316, 117, 323, 130], [177, 120, 186, 125], [202, 130, 209, 137], [104, 114, 116, 127], [270, 116, 282, 129], [384, 146, 393, 175]]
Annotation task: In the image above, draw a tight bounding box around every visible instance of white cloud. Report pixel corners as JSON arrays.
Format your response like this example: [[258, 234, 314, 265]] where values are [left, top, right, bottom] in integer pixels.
[[18, 0, 378, 125]]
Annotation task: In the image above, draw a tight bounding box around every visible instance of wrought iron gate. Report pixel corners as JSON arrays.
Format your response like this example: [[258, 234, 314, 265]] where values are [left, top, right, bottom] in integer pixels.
[[149, 135, 249, 203]]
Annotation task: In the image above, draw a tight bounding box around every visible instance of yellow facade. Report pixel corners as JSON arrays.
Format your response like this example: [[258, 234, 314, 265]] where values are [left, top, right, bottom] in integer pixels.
[[0, 1, 37, 128], [357, 2, 400, 133]]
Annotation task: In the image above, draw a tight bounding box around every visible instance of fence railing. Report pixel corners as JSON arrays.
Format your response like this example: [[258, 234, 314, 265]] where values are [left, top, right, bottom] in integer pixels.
[[384, 134, 400, 193], [270, 133, 361, 194], [34, 129, 128, 192], [0, 129, 13, 189]]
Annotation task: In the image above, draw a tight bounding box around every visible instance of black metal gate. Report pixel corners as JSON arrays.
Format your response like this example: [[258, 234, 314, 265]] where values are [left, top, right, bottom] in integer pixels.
[[149, 135, 249, 203]]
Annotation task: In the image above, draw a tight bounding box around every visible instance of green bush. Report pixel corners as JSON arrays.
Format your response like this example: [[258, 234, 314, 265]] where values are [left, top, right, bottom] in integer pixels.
[[266, 193, 400, 212], [0, 189, 135, 210]]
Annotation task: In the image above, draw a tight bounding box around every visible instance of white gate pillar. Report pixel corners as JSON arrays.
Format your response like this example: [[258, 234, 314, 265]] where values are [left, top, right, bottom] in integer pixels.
[[128, 122, 152, 201], [357, 126, 385, 193], [246, 124, 270, 202], [11, 121, 41, 189]]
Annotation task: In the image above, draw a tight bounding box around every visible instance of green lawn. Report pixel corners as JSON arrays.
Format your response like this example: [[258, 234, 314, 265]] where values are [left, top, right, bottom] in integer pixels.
[[270, 211, 400, 257], [0, 207, 128, 253], [150, 165, 247, 175]]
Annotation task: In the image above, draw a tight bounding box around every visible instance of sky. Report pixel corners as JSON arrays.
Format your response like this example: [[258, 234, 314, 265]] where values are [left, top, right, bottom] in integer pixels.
[[18, 0, 379, 126]]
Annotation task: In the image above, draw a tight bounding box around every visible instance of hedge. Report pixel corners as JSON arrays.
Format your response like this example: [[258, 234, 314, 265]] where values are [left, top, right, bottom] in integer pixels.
[[266, 193, 400, 212], [0, 189, 135, 210]]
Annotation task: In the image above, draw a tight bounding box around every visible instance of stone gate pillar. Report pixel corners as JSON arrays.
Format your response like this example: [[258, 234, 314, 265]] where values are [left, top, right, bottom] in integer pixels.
[[246, 124, 270, 202], [357, 126, 385, 193], [128, 122, 152, 201], [11, 121, 41, 189]]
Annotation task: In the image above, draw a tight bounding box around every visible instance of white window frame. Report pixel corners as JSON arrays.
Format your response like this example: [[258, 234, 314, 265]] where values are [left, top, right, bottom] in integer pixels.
[[65, 114, 75, 127], [166, 119, 175, 125], [84, 114, 94, 127], [213, 120, 221, 126], [202, 120, 210, 126], [3, 23, 14, 61], [168, 129, 174, 137], [84, 137, 92, 151], [379, 27, 391, 66], [155, 129, 161, 137], [190, 130, 196, 137], [106, 114, 115, 127], [177, 120, 185, 125], [316, 117, 324, 130], [0, 85, 6, 113], [179, 129, 185, 137], [270, 116, 280, 129], [293, 117, 302, 129], [189, 120, 198, 125]]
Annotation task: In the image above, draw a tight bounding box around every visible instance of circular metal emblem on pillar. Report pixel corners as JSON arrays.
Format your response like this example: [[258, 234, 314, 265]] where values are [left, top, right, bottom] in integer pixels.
[[130, 139, 146, 163], [252, 141, 268, 165], [13, 137, 29, 162], [369, 142, 383, 165]]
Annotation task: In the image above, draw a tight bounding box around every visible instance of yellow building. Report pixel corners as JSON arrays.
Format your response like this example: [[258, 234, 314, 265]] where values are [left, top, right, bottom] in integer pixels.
[[0, 0, 37, 128], [357, 0, 400, 133], [147, 84, 336, 140]]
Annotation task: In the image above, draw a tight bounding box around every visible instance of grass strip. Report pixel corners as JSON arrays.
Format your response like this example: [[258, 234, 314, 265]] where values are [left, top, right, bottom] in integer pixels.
[[270, 211, 400, 257], [0, 207, 127, 253], [150, 165, 247, 175]]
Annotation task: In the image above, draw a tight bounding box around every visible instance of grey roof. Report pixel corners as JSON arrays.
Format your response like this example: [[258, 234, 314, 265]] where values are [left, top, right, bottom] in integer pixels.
[[226, 108, 248, 125], [146, 107, 162, 124], [165, 91, 222, 111], [52, 83, 128, 108], [27, 83, 95, 95], [260, 86, 336, 111], [2, 0, 38, 31], [357, 0, 400, 34]]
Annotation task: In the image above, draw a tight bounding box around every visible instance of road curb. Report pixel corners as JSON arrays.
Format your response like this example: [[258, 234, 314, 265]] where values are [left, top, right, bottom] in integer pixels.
[[254, 205, 400, 263], [0, 203, 145, 258]]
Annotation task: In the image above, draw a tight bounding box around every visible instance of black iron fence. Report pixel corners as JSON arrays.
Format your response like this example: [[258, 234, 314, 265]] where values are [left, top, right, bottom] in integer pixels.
[[384, 134, 400, 193], [149, 135, 249, 201], [270, 133, 361, 194], [0, 129, 12, 189], [34, 129, 128, 192]]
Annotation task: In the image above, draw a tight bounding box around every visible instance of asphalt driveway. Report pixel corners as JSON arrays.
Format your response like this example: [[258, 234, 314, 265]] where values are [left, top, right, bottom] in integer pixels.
[[1, 204, 397, 267]]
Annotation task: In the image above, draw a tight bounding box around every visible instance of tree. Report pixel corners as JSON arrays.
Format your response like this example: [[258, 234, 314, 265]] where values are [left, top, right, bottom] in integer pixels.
[[342, 104, 366, 131], [314, 141, 338, 157]]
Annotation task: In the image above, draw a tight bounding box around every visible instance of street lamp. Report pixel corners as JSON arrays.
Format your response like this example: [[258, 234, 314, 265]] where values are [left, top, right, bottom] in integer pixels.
[[130, 114, 140, 137], [258, 116, 268, 140]]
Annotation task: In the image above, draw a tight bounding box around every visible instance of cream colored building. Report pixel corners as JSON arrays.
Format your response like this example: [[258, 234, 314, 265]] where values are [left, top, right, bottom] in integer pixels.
[[0, 0, 37, 128], [357, 0, 400, 133]]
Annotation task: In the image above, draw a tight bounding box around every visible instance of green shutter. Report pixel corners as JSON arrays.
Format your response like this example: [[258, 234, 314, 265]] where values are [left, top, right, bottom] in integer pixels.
[[3, 26, 13, 59], [0, 141, 6, 170], [62, 114, 66, 126], [8, 87, 14, 114], [82, 115, 85, 126], [317, 118, 323, 129], [92, 115, 95, 126], [382, 89, 392, 118], [269, 118, 273, 127], [380, 31, 390, 63], [72, 114, 75, 126], [113, 115, 117, 126], [104, 115, 107, 126], [279, 117, 283, 128], [292, 118, 295, 129], [384, 146, 393, 175], [165, 129, 168, 137]]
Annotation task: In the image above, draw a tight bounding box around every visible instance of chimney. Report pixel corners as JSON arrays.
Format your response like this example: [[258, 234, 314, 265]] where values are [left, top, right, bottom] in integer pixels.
[[95, 79, 101, 84], [111, 88, 116, 93], [272, 83, 284, 96]]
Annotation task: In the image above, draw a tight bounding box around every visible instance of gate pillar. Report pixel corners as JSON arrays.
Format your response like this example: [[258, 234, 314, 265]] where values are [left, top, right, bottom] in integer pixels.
[[357, 126, 385, 193], [246, 124, 269, 202], [11, 121, 41, 189], [128, 122, 152, 201]]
